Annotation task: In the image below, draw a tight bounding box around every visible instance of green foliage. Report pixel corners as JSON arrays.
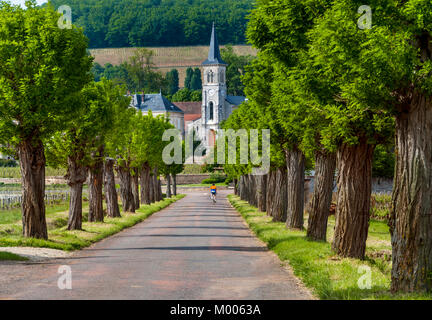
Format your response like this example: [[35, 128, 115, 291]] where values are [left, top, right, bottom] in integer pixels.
[[91, 49, 169, 93], [201, 173, 227, 184], [190, 68, 202, 91], [166, 69, 180, 95], [184, 67, 193, 90], [0, 159, 17, 167], [171, 88, 201, 102], [372, 145, 395, 178], [48, 0, 253, 48], [0, 1, 93, 148], [221, 45, 255, 96], [46, 79, 129, 170]]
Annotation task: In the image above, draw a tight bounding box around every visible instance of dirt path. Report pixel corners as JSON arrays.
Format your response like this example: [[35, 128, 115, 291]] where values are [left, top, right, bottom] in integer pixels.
[[0, 191, 313, 300]]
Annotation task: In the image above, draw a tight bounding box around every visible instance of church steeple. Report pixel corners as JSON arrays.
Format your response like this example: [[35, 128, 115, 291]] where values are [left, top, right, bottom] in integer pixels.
[[202, 22, 226, 65]]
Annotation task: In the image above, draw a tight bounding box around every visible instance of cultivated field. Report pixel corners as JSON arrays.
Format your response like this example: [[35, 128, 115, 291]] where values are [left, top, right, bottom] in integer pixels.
[[89, 45, 257, 85]]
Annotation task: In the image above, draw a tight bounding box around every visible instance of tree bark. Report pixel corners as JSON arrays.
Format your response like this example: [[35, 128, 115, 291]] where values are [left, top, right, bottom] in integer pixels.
[[286, 148, 305, 229], [140, 163, 151, 205], [65, 153, 87, 230], [104, 158, 120, 218], [158, 178, 163, 200], [172, 174, 177, 196], [256, 174, 267, 212], [307, 150, 336, 241], [149, 170, 155, 203], [153, 167, 160, 201], [390, 91, 432, 292], [117, 163, 135, 213], [272, 167, 288, 222], [166, 174, 172, 198], [332, 138, 374, 259], [88, 149, 104, 222], [131, 168, 140, 210], [266, 170, 275, 217], [18, 137, 48, 239]]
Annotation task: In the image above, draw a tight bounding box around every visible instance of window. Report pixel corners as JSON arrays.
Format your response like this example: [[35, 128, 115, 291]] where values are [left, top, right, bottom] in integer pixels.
[[209, 102, 214, 120], [207, 70, 214, 83]]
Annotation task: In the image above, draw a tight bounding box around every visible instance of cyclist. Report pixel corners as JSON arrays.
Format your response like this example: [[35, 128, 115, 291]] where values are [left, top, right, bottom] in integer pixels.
[[210, 183, 217, 203]]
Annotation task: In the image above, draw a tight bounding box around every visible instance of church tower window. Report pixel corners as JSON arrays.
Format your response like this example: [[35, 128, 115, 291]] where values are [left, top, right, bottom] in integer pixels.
[[207, 70, 214, 83], [209, 102, 214, 120]]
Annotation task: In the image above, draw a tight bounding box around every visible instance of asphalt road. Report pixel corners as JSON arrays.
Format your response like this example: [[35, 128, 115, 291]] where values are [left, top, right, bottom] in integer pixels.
[[0, 191, 312, 300]]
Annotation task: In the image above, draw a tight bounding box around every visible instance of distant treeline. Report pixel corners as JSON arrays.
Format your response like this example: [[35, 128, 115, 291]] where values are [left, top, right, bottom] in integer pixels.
[[48, 0, 253, 48]]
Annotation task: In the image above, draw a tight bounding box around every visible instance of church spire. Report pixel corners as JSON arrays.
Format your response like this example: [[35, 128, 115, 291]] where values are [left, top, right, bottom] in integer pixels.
[[202, 22, 226, 65]]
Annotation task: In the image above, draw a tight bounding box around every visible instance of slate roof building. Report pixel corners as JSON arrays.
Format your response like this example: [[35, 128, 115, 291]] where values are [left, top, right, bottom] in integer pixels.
[[129, 23, 246, 149], [130, 92, 185, 137]]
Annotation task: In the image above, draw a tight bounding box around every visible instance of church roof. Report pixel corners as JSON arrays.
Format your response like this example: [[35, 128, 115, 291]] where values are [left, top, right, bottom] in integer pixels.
[[131, 93, 184, 113], [226, 95, 246, 106], [202, 23, 227, 66], [173, 101, 202, 114]]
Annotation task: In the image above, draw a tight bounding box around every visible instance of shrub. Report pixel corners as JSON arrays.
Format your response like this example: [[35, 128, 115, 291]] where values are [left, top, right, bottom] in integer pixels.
[[201, 173, 227, 184]]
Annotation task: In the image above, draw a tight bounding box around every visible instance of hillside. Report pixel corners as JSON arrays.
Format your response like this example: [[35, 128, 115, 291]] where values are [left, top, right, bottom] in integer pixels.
[[49, 0, 254, 48], [89, 45, 257, 85]]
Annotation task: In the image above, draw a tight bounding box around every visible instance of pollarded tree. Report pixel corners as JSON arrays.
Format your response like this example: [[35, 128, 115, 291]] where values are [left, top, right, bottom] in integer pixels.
[[46, 80, 126, 229], [0, 1, 92, 239], [246, 0, 332, 230], [304, 1, 395, 259], [87, 80, 131, 222], [105, 99, 137, 213], [130, 111, 169, 205], [309, 0, 432, 291]]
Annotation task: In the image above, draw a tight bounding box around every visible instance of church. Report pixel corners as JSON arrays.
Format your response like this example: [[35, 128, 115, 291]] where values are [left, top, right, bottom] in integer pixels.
[[130, 23, 246, 151], [188, 23, 246, 151]]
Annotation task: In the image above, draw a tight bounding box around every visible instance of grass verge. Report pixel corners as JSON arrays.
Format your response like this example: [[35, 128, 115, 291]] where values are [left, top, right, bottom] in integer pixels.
[[0, 195, 185, 251], [0, 251, 28, 261], [228, 194, 432, 300]]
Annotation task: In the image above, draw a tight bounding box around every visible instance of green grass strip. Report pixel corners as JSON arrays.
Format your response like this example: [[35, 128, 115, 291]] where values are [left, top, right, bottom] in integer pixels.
[[0, 251, 28, 261], [228, 194, 431, 300], [0, 195, 185, 252]]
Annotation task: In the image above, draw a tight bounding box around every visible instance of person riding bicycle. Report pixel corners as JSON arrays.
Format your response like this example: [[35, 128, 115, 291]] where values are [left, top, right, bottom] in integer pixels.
[[210, 184, 217, 201]]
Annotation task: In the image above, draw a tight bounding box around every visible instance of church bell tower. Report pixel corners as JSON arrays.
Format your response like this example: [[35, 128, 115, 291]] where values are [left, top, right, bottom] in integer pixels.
[[201, 22, 227, 148]]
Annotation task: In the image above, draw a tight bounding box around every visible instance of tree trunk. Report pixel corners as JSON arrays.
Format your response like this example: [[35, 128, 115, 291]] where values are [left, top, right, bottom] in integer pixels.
[[256, 174, 267, 212], [18, 137, 48, 239], [286, 148, 305, 229], [272, 167, 288, 222], [173, 174, 177, 196], [149, 170, 155, 203], [65, 154, 87, 230], [307, 150, 336, 241], [117, 164, 135, 213], [266, 170, 275, 216], [131, 168, 140, 210], [153, 167, 160, 201], [88, 151, 104, 223], [104, 158, 120, 218], [233, 178, 238, 195], [332, 139, 374, 259], [390, 91, 432, 292], [158, 178, 163, 200], [166, 174, 172, 198], [140, 163, 151, 205]]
